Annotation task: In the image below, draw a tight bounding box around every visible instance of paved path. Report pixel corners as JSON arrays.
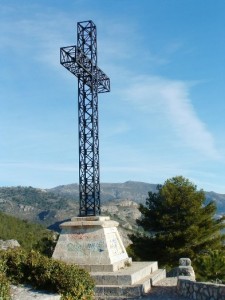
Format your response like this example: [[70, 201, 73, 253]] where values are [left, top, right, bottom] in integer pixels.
[[10, 285, 60, 300], [140, 278, 188, 300], [11, 278, 188, 300]]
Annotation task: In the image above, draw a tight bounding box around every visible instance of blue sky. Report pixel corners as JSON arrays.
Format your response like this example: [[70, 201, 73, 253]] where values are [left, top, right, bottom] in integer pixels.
[[0, 0, 225, 193]]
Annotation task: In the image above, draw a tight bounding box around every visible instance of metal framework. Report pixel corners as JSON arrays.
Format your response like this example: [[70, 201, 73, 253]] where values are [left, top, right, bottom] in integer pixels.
[[60, 20, 110, 216]]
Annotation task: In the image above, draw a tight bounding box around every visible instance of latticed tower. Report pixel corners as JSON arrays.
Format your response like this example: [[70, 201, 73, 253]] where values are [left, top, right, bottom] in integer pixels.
[[60, 20, 110, 216]]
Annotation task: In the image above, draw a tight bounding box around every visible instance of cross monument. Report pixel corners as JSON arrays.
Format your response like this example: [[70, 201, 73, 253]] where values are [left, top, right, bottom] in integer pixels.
[[53, 19, 131, 276], [60, 20, 110, 216], [52, 22, 162, 295]]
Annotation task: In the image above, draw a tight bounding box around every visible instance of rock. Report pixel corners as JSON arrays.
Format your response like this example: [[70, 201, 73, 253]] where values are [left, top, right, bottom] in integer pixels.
[[18, 204, 34, 212], [0, 239, 20, 250], [119, 200, 139, 207]]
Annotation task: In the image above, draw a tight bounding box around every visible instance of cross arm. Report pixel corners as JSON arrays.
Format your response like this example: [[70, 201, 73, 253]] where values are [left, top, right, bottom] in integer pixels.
[[60, 46, 110, 93]]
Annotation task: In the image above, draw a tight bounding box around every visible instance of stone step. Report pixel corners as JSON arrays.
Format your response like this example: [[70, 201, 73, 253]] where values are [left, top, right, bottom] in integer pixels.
[[92, 261, 158, 286], [150, 268, 166, 286], [95, 276, 150, 299], [94, 268, 166, 299]]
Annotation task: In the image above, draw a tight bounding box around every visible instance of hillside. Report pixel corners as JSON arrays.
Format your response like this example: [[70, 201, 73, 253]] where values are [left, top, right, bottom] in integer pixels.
[[49, 181, 225, 216], [0, 186, 79, 228], [0, 181, 224, 246], [49, 181, 158, 203], [0, 211, 54, 253]]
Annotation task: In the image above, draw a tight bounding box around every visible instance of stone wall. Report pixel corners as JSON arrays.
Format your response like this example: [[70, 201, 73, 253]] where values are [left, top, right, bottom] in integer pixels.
[[177, 277, 225, 300]]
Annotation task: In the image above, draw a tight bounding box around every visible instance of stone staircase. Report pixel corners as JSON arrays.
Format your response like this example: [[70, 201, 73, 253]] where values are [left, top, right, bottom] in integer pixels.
[[92, 261, 166, 299]]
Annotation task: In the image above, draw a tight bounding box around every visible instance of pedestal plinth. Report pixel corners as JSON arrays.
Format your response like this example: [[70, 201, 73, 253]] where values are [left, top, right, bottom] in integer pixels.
[[52, 216, 131, 272]]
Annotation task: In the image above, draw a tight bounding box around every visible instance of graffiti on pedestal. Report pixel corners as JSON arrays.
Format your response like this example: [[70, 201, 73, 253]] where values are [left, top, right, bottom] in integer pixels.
[[108, 232, 123, 256], [67, 240, 105, 254]]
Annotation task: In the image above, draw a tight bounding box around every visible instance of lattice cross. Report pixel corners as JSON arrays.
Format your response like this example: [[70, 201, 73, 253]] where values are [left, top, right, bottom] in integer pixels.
[[60, 20, 110, 216]]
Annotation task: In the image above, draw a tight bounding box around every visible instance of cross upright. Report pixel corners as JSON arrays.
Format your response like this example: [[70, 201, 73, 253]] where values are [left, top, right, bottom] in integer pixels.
[[60, 20, 110, 216]]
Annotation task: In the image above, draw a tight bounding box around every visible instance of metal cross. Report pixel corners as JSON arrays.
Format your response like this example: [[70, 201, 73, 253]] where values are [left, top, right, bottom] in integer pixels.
[[60, 20, 110, 216]]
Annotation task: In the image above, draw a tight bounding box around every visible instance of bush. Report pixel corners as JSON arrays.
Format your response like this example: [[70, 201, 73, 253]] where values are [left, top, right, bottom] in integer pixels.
[[0, 273, 11, 300], [1, 248, 28, 283], [1, 248, 94, 300], [194, 250, 225, 283], [0, 259, 11, 300]]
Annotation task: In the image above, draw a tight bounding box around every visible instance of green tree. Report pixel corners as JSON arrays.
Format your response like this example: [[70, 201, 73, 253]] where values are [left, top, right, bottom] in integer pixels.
[[129, 176, 225, 268], [194, 250, 225, 282]]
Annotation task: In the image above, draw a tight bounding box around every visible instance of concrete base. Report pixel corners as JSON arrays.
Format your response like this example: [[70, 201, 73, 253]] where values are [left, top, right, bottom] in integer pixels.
[[52, 216, 131, 272], [52, 216, 165, 299]]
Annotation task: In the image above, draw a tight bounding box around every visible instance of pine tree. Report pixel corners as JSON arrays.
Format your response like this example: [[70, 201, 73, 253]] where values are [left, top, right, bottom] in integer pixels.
[[129, 176, 225, 268], [194, 250, 225, 282]]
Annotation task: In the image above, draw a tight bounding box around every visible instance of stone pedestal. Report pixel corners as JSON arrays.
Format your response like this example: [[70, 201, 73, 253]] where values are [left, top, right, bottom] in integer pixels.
[[53, 216, 166, 298], [52, 216, 131, 272]]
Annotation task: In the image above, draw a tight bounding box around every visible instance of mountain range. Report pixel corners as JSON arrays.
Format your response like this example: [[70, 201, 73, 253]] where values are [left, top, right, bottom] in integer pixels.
[[0, 181, 224, 246]]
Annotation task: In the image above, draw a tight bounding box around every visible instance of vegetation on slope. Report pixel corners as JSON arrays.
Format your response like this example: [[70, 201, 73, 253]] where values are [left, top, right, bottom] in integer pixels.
[[0, 211, 56, 255]]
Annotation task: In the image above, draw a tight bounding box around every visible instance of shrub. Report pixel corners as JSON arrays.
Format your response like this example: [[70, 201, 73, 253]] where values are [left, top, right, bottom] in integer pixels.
[[1, 248, 28, 284], [0, 272, 11, 300], [1, 248, 94, 300], [194, 249, 225, 283], [0, 259, 11, 300]]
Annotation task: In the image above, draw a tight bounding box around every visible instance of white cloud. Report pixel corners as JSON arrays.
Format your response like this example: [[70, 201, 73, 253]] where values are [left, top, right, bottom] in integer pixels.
[[121, 76, 220, 159]]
